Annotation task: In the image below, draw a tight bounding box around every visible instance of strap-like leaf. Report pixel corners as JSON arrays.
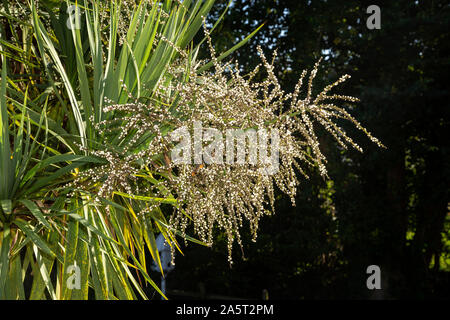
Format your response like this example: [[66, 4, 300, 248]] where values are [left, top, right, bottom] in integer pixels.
[[14, 219, 56, 258], [20, 200, 52, 230]]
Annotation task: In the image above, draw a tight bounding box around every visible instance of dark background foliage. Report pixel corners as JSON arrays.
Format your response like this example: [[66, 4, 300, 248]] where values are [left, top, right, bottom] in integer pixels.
[[160, 0, 449, 299]]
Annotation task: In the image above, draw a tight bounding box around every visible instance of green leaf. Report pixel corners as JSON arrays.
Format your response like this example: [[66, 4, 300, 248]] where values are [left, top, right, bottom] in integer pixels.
[[70, 227, 89, 300], [32, 244, 57, 300], [67, 212, 117, 244], [143, 220, 164, 277], [114, 191, 177, 204], [31, 2, 87, 149], [5, 253, 25, 299], [61, 218, 78, 299], [14, 219, 56, 258], [0, 55, 12, 200], [0, 199, 12, 216]]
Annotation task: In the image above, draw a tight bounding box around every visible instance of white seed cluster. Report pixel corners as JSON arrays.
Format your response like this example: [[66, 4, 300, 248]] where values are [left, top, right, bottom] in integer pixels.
[[71, 21, 384, 265]]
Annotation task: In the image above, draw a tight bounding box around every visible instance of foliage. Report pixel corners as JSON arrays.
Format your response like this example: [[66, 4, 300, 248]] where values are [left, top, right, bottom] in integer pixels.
[[0, 0, 223, 300]]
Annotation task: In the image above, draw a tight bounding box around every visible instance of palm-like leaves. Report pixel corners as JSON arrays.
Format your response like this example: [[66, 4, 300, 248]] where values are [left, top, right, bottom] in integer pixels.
[[0, 0, 264, 299], [0, 0, 249, 299]]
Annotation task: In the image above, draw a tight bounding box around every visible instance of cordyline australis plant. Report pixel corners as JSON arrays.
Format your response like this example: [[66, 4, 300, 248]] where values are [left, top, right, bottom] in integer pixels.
[[0, 0, 383, 300]]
